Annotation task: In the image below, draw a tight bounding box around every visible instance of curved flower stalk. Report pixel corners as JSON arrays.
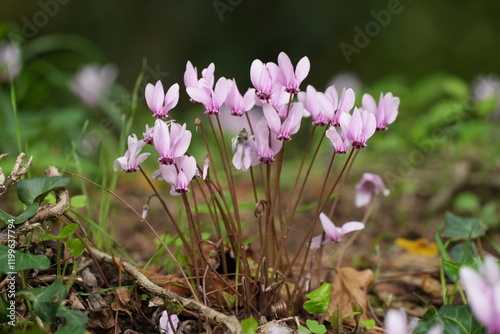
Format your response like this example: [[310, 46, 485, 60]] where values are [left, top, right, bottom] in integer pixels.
[[249, 119, 283, 164], [459, 255, 500, 334], [362, 92, 400, 130], [263, 102, 304, 141], [154, 155, 197, 196], [0, 41, 22, 82], [145, 80, 180, 119], [225, 79, 256, 116], [186, 77, 228, 115], [339, 107, 376, 149], [310, 213, 364, 249], [325, 126, 350, 154], [250, 58, 279, 102], [69, 63, 118, 108], [113, 134, 150, 173], [275, 51, 310, 94], [323, 86, 356, 126], [153, 119, 192, 165], [355, 173, 389, 207]]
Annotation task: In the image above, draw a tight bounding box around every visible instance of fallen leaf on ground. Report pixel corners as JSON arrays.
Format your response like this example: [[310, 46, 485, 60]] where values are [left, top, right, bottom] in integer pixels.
[[395, 237, 438, 257]]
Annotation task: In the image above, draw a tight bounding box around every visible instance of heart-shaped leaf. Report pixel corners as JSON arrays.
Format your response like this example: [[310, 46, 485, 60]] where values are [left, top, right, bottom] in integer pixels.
[[0, 245, 50, 273], [17, 176, 69, 205], [442, 212, 487, 240], [40, 223, 78, 240], [303, 283, 331, 314]]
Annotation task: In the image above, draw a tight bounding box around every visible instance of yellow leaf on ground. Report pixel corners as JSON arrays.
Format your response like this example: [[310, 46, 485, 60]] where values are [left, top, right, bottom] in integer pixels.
[[395, 237, 438, 257]]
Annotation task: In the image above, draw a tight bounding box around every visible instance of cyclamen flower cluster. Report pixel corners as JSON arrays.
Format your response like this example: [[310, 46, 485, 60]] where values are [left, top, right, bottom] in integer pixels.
[[114, 52, 399, 195]]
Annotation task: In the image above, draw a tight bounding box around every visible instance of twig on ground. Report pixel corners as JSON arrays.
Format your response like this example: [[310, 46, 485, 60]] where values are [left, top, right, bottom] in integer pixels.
[[89, 247, 243, 334]]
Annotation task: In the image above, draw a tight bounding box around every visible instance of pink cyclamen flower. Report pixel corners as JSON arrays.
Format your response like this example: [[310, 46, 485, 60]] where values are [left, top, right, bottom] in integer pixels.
[[153, 119, 192, 165], [113, 134, 150, 173], [355, 173, 389, 207], [159, 310, 179, 334], [186, 77, 228, 115], [323, 86, 356, 126], [225, 79, 256, 116], [325, 126, 350, 154], [155, 155, 197, 196], [231, 129, 254, 171], [263, 102, 303, 141], [249, 119, 283, 164], [69, 64, 118, 108], [250, 58, 279, 102], [339, 107, 376, 149], [276, 52, 310, 94], [310, 213, 364, 249], [298, 85, 330, 126], [145, 80, 179, 119], [0, 41, 22, 82], [362, 92, 399, 130], [459, 255, 500, 334]]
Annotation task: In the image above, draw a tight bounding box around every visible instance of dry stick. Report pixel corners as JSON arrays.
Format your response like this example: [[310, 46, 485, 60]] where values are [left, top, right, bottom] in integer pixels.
[[335, 199, 374, 269], [270, 143, 286, 272], [138, 167, 192, 255], [89, 247, 242, 334], [327, 149, 360, 218], [62, 170, 199, 300]]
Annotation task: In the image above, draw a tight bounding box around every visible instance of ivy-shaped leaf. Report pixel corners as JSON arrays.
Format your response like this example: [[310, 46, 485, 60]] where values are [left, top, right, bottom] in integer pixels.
[[442, 212, 487, 240], [19, 279, 68, 323], [241, 317, 259, 334], [414, 305, 485, 334], [66, 238, 87, 257], [17, 176, 69, 205], [443, 257, 483, 281], [0, 245, 50, 273], [40, 223, 78, 240], [303, 283, 331, 314], [0, 203, 39, 225]]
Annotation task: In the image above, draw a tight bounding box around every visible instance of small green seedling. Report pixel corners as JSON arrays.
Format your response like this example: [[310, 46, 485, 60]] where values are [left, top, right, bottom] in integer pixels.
[[298, 319, 327, 334]]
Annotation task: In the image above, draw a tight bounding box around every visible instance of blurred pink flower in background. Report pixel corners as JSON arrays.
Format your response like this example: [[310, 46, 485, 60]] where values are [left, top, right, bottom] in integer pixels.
[[0, 41, 22, 82], [355, 173, 389, 207], [69, 63, 118, 107]]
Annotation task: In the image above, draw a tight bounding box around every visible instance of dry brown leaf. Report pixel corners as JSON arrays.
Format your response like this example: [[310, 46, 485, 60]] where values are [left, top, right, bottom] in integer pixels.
[[327, 267, 374, 326], [142, 270, 192, 296], [86, 308, 115, 331], [111, 288, 133, 316]]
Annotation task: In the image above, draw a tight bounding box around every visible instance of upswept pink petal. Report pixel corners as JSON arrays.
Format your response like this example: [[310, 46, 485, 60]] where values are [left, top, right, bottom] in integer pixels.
[[201, 63, 215, 88], [460, 266, 493, 328], [159, 164, 177, 188], [280, 102, 303, 138], [169, 122, 192, 158], [243, 88, 256, 111], [186, 80, 212, 106], [153, 119, 171, 159], [348, 108, 363, 140], [340, 221, 365, 235], [213, 76, 228, 108], [277, 52, 294, 86], [263, 103, 281, 135], [180, 155, 197, 181], [326, 126, 349, 153], [338, 88, 355, 114], [164, 83, 180, 111], [295, 56, 310, 83], [113, 157, 127, 171], [319, 213, 341, 242], [184, 61, 198, 88], [145, 81, 165, 114], [361, 93, 377, 113]]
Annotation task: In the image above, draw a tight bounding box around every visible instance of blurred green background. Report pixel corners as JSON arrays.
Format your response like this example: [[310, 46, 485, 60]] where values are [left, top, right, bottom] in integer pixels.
[[1, 0, 499, 238]]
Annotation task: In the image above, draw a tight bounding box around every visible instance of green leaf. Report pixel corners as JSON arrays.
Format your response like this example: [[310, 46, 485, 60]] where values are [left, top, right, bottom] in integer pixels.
[[241, 317, 259, 334], [359, 319, 375, 329], [306, 319, 326, 334], [17, 176, 69, 205], [342, 311, 361, 319], [20, 280, 67, 323], [303, 283, 331, 314], [221, 292, 238, 309], [442, 212, 487, 240], [298, 326, 312, 334], [450, 243, 475, 262], [56, 305, 89, 327], [414, 305, 485, 334], [39, 223, 78, 240], [70, 195, 87, 209], [443, 257, 483, 281], [66, 238, 86, 257], [55, 324, 88, 334], [0, 245, 51, 273], [0, 203, 39, 225]]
